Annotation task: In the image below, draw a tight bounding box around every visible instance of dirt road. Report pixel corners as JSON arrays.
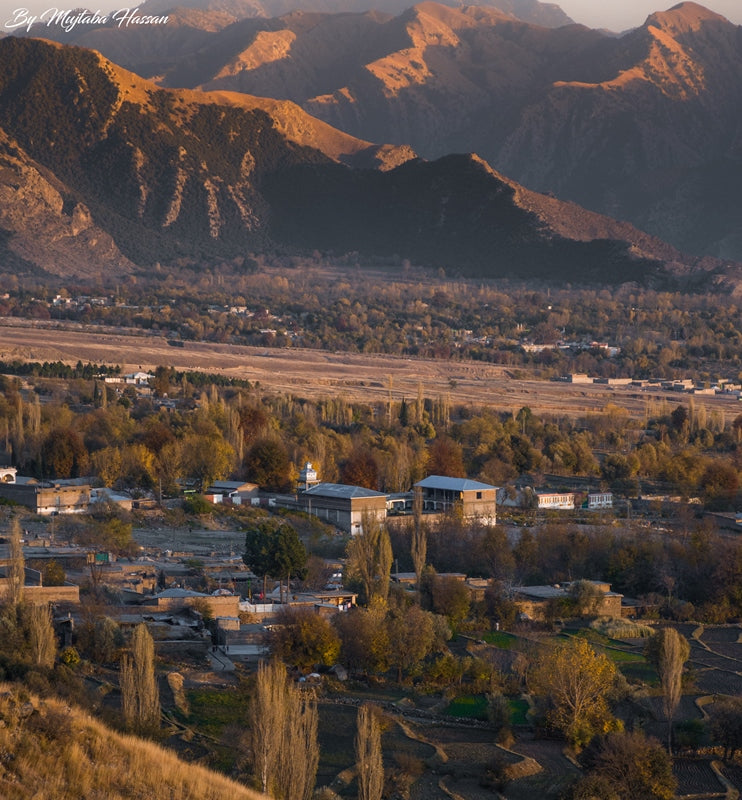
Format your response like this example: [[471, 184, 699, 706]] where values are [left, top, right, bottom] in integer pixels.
[[3, 318, 740, 420]]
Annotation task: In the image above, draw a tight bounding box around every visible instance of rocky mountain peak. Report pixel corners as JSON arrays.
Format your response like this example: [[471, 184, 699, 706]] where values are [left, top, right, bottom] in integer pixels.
[[645, 2, 731, 35]]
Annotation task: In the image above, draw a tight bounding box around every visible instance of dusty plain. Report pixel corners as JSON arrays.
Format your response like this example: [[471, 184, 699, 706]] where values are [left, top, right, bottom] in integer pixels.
[[3, 318, 740, 420]]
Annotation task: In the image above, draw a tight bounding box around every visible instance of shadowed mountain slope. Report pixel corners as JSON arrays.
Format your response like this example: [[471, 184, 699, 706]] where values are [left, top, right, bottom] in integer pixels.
[[0, 36, 731, 287], [48, 1, 741, 260]]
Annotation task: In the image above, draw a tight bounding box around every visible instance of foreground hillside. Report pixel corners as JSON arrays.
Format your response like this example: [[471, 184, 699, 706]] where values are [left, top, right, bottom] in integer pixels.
[[0, 684, 265, 800], [0, 36, 731, 284]]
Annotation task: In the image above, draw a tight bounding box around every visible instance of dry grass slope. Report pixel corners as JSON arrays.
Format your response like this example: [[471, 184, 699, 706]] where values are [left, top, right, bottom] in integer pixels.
[[0, 684, 266, 800]]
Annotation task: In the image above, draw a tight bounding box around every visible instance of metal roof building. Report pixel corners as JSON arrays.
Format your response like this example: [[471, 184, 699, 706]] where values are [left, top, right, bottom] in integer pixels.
[[414, 475, 497, 523], [300, 482, 388, 534]]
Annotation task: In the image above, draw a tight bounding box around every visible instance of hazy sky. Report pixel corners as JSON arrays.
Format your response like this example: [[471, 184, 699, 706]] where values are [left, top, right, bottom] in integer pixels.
[[558, 0, 742, 30], [2, 0, 742, 31]]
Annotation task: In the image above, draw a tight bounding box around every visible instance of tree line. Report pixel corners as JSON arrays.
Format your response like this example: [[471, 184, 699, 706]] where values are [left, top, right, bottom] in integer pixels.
[[6, 263, 742, 382]]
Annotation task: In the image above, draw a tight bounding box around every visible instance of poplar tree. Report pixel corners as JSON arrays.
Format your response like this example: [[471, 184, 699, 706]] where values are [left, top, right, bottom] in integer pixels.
[[355, 704, 384, 800], [121, 623, 160, 734], [248, 660, 318, 800], [27, 602, 56, 668], [346, 513, 392, 605], [410, 488, 426, 598], [646, 628, 690, 752], [6, 518, 24, 607]]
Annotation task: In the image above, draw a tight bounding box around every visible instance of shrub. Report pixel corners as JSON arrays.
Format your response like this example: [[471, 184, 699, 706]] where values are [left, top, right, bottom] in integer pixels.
[[590, 617, 654, 639]]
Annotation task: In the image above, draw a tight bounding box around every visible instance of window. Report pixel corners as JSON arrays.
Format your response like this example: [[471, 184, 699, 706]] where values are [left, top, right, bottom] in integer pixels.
[[476, 491, 482, 499]]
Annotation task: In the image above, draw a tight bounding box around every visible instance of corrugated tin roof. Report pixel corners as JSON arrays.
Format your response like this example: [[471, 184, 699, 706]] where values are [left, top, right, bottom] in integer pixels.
[[414, 476, 497, 491], [303, 482, 386, 499]]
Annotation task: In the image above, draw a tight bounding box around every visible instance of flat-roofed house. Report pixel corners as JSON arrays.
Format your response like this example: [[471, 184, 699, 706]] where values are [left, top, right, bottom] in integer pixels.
[[536, 492, 575, 511], [0, 476, 91, 515], [512, 581, 623, 620], [586, 492, 613, 510], [414, 476, 497, 523], [300, 483, 387, 534], [204, 480, 259, 505]]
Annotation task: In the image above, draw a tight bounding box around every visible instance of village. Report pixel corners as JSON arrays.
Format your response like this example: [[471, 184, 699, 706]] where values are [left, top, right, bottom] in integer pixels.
[[0, 349, 739, 799], [1, 461, 741, 800]]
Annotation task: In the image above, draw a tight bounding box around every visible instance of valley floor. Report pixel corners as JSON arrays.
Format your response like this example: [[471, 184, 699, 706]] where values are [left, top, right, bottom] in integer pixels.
[[4, 318, 741, 420]]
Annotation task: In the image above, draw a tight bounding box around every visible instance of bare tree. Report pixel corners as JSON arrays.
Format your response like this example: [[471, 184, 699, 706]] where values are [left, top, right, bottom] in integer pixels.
[[248, 660, 319, 800], [410, 488, 426, 599], [355, 704, 384, 800], [277, 688, 318, 800], [646, 628, 690, 752], [6, 517, 24, 607], [26, 602, 56, 668], [121, 623, 160, 733], [248, 660, 284, 796]]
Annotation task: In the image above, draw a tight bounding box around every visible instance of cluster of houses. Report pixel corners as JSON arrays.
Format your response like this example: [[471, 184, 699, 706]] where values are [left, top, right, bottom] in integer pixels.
[[561, 373, 742, 397], [0, 457, 627, 671], [498, 486, 613, 512], [0, 525, 633, 668], [0, 460, 613, 530], [522, 341, 621, 357], [201, 464, 614, 535]]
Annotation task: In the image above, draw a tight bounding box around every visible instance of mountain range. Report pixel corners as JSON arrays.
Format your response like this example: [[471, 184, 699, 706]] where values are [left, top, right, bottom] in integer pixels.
[[0, 35, 724, 286], [2, 3, 742, 287], [27, 0, 742, 263]]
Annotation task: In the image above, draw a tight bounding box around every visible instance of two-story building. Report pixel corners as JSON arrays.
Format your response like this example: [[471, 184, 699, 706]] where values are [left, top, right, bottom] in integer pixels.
[[0, 473, 91, 515], [299, 483, 388, 535], [414, 476, 497, 524]]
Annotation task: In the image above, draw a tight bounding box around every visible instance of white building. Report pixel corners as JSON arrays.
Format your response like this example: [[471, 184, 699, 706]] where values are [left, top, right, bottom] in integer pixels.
[[0, 467, 17, 483], [586, 492, 613, 510], [536, 492, 575, 511]]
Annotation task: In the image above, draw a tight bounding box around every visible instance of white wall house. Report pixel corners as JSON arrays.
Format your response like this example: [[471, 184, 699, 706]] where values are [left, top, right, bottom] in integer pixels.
[[587, 492, 613, 510], [536, 492, 575, 510]]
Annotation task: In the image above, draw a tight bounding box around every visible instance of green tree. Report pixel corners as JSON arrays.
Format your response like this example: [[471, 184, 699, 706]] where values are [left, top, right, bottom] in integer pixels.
[[41, 560, 66, 587], [74, 515, 135, 556], [386, 603, 436, 682], [334, 600, 390, 675], [152, 365, 174, 396], [699, 461, 739, 510], [243, 518, 307, 599], [430, 574, 471, 630], [181, 433, 235, 491], [40, 427, 89, 478], [244, 437, 292, 492]]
